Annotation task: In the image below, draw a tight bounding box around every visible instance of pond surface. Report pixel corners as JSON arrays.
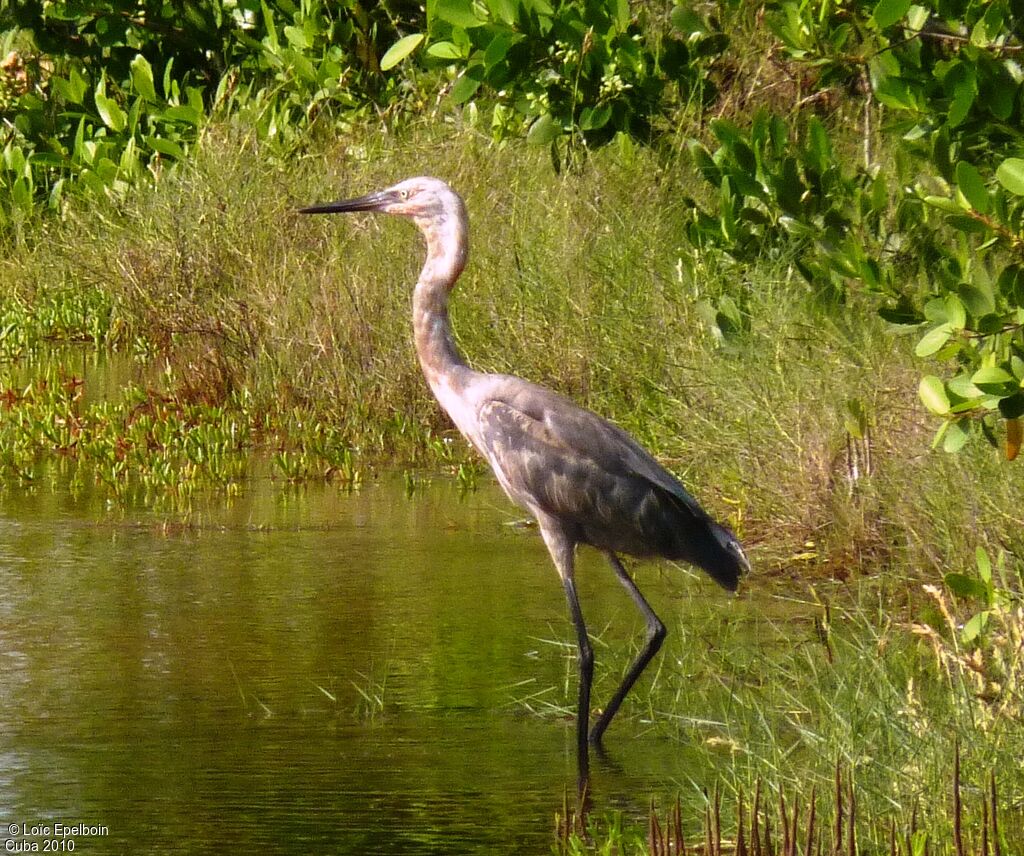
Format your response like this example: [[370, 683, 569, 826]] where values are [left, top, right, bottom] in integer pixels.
[[0, 460, 791, 853]]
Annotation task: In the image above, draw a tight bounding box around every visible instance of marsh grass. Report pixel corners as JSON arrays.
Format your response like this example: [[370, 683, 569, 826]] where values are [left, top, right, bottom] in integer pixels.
[[7, 119, 1020, 580], [638, 754, 1013, 856], [543, 571, 1023, 851], [548, 605, 1024, 852]]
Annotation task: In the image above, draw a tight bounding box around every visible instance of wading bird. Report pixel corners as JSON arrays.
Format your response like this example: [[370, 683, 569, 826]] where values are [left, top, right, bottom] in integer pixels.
[[300, 177, 749, 773]]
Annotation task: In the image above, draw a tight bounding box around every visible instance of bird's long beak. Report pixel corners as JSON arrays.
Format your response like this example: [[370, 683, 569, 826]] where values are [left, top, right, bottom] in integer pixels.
[[298, 190, 395, 215]]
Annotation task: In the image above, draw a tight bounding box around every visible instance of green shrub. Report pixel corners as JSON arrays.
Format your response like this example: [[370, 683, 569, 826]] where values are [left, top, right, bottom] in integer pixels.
[[382, 0, 728, 169], [684, 0, 1024, 455], [0, 0, 415, 235]]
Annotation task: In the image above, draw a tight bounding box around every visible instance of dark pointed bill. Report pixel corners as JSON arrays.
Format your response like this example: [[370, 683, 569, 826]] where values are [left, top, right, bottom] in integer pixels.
[[299, 190, 395, 215]]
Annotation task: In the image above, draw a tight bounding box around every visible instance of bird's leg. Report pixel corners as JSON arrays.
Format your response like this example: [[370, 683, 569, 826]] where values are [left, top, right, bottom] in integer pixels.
[[561, 574, 594, 766], [539, 524, 592, 783], [589, 552, 666, 746]]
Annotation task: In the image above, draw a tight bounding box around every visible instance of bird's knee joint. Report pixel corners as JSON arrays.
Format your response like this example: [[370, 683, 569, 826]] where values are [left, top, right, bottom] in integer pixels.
[[648, 620, 667, 649]]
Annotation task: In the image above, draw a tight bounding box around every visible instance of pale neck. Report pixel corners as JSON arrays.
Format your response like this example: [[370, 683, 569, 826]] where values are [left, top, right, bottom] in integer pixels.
[[412, 208, 470, 390]]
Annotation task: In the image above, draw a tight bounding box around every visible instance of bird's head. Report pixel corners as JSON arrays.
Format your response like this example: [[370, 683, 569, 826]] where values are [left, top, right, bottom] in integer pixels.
[[699, 521, 751, 593], [299, 176, 463, 229]]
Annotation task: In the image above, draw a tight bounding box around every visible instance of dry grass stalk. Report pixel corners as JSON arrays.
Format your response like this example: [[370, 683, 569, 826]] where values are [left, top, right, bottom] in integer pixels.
[[642, 756, 1008, 856]]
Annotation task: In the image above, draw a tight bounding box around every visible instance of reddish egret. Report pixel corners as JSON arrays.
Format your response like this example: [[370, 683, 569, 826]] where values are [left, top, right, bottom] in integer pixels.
[[300, 177, 749, 770]]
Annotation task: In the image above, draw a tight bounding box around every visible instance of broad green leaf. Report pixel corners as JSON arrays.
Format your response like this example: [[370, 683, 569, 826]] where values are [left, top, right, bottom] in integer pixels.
[[486, 0, 518, 25], [971, 4, 1003, 47], [961, 610, 989, 643], [984, 70, 1016, 121], [919, 375, 950, 415], [719, 176, 736, 242], [954, 161, 988, 213], [872, 0, 912, 28], [614, 0, 629, 30], [957, 283, 995, 318], [870, 173, 888, 213], [975, 547, 991, 584], [777, 156, 803, 215], [906, 4, 929, 29], [93, 157, 119, 183], [483, 32, 519, 68], [922, 193, 960, 212], [878, 298, 922, 325], [946, 64, 977, 127], [4, 145, 25, 173], [380, 34, 424, 71], [94, 79, 126, 132], [433, 0, 486, 28], [806, 117, 830, 174], [145, 135, 185, 160], [716, 295, 743, 336], [731, 139, 756, 176], [872, 71, 921, 111], [12, 176, 32, 211], [427, 41, 464, 59], [450, 64, 484, 103], [671, 5, 708, 36], [284, 25, 309, 49], [944, 572, 988, 600], [287, 52, 317, 84], [844, 398, 868, 439], [970, 16, 990, 46], [942, 419, 970, 452], [944, 295, 966, 330], [948, 373, 981, 399], [925, 294, 954, 321], [523, 0, 554, 15], [261, 0, 279, 51], [709, 118, 744, 148], [52, 66, 89, 104], [943, 214, 988, 234], [28, 152, 62, 169], [915, 323, 953, 357], [997, 264, 1024, 301], [688, 142, 719, 184], [971, 366, 1016, 395], [163, 104, 202, 125], [976, 313, 1005, 335], [996, 158, 1024, 196], [579, 105, 612, 131], [526, 113, 561, 146], [119, 136, 140, 174]]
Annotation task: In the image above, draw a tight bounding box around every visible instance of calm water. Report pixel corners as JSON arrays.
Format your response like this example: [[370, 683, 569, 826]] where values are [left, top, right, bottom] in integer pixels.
[[0, 470, 787, 854]]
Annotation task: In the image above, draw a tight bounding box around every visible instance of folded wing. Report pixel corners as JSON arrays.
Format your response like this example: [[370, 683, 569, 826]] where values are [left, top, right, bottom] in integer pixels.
[[476, 380, 713, 561]]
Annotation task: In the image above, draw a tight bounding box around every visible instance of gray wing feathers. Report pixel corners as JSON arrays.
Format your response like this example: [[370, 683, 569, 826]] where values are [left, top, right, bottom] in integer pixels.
[[477, 383, 706, 538]]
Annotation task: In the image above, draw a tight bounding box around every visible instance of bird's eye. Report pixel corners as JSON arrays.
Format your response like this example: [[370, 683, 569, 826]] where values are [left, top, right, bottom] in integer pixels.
[[398, 189, 409, 200]]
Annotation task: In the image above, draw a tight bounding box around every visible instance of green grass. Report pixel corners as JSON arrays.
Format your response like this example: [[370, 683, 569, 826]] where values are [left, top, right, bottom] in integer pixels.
[[547, 573, 1024, 851], [9, 116, 1018, 572]]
